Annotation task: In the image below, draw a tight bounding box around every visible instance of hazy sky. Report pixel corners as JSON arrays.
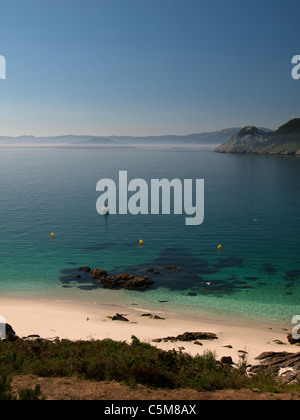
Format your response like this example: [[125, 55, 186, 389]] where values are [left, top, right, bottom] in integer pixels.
[[0, 0, 299, 136]]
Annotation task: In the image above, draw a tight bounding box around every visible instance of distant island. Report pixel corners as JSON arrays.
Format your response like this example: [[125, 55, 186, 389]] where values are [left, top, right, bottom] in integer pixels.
[[0, 128, 243, 147], [0, 127, 273, 148], [215, 119, 300, 155]]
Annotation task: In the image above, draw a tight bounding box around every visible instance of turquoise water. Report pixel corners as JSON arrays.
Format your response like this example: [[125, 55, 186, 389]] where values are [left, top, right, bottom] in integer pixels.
[[0, 146, 299, 324]]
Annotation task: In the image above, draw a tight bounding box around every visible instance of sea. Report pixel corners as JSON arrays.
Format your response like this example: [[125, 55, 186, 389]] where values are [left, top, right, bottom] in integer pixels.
[[0, 145, 299, 325]]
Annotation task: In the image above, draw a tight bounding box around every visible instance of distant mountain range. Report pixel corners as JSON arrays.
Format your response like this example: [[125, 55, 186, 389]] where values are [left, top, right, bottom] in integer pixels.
[[0, 128, 271, 147], [215, 119, 300, 155]]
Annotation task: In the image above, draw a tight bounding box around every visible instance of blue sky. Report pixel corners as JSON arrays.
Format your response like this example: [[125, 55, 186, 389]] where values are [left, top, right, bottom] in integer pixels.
[[0, 0, 299, 136]]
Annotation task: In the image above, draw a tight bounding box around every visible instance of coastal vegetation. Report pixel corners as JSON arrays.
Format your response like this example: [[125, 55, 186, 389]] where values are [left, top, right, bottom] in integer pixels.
[[0, 335, 299, 400]]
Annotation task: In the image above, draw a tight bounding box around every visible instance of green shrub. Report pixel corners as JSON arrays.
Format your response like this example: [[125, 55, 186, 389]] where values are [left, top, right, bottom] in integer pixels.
[[0, 336, 299, 395]]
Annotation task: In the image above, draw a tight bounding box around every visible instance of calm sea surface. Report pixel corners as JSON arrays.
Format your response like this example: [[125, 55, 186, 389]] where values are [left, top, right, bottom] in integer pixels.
[[0, 146, 299, 324]]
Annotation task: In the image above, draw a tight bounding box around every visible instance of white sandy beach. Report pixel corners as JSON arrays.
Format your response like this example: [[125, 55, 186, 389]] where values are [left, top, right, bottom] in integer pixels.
[[0, 297, 298, 366]]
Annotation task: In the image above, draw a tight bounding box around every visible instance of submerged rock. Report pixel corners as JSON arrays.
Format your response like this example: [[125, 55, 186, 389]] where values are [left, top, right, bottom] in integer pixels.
[[163, 266, 181, 272], [78, 266, 92, 273]]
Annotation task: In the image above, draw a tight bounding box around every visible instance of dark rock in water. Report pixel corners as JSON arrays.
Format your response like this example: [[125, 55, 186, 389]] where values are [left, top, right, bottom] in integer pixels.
[[91, 268, 108, 278], [285, 270, 300, 279], [251, 351, 300, 384], [215, 257, 244, 268], [163, 266, 181, 272], [112, 313, 129, 322], [68, 266, 153, 291], [260, 263, 277, 275], [78, 266, 92, 273], [98, 273, 153, 290]]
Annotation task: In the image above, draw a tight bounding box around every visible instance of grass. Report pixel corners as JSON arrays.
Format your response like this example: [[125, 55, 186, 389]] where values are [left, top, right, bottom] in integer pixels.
[[0, 335, 299, 399]]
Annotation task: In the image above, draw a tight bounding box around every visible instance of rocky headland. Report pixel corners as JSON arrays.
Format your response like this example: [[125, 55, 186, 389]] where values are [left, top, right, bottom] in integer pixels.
[[215, 119, 300, 155]]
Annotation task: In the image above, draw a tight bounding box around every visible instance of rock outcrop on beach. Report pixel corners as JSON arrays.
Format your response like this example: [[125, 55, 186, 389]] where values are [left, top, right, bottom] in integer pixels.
[[153, 331, 218, 343], [111, 313, 129, 322], [251, 352, 300, 384], [215, 119, 300, 155]]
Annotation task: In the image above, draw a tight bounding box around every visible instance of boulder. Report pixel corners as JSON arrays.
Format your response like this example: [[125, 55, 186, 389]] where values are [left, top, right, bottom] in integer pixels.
[[91, 269, 108, 278], [112, 313, 129, 322], [220, 356, 235, 365]]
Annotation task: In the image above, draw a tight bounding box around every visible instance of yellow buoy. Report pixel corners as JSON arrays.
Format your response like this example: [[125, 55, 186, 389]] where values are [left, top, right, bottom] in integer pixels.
[[51, 233, 55, 238], [139, 239, 143, 246], [218, 244, 222, 251]]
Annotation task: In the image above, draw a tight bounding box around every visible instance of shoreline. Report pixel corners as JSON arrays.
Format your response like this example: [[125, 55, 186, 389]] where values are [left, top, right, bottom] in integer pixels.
[[0, 296, 298, 366]]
